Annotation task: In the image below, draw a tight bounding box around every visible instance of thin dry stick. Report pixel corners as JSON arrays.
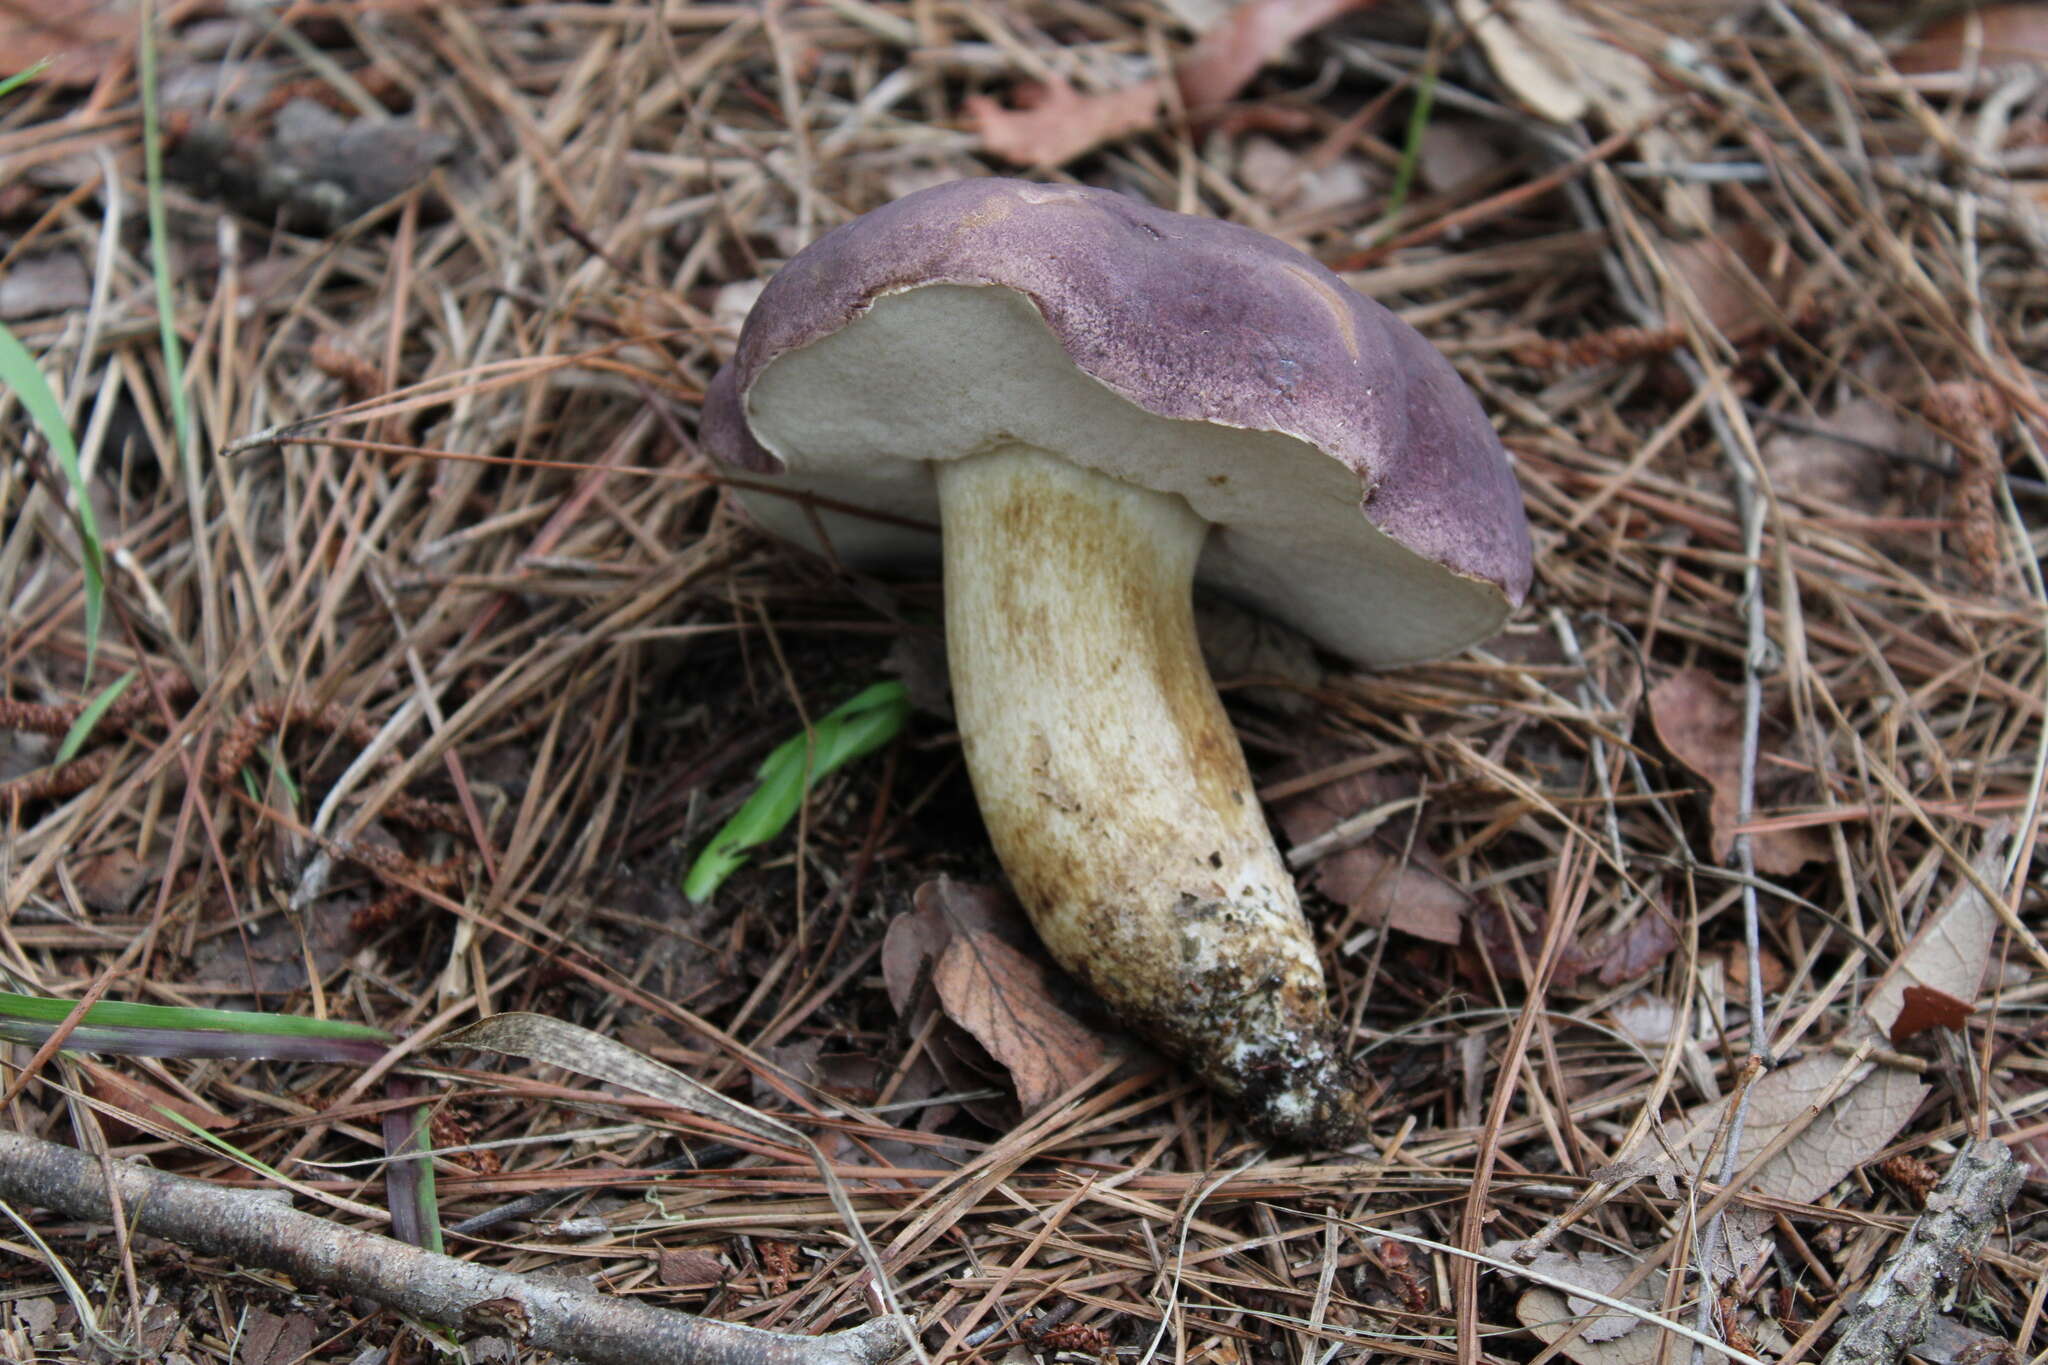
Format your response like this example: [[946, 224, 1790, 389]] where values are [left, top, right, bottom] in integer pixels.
[[0, 1131, 910, 1365], [1568, 167, 1782, 1364], [1686, 360, 1776, 1365]]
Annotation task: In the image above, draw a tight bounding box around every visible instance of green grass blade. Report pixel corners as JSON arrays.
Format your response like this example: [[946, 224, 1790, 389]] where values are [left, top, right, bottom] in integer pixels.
[[158, 1108, 299, 1186], [139, 0, 191, 458], [53, 671, 136, 765], [0, 992, 392, 1064], [0, 61, 50, 98], [0, 992, 389, 1039], [382, 1076, 442, 1253], [0, 322, 105, 676], [683, 681, 910, 902], [1381, 51, 1440, 231]]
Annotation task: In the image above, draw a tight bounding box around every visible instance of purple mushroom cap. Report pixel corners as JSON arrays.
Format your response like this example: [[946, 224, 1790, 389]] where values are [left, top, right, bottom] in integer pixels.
[[703, 177, 1532, 666]]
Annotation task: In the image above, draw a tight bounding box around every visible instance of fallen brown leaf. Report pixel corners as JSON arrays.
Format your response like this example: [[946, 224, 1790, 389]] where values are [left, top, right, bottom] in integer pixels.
[[1175, 0, 1377, 108], [933, 929, 1111, 1113], [1759, 395, 1913, 511], [965, 78, 1164, 168], [1719, 941, 1788, 995], [0, 253, 90, 321], [969, 0, 1383, 166], [12, 1297, 59, 1347], [1517, 1279, 1788, 1365], [1663, 227, 1803, 342], [883, 878, 1113, 1123], [881, 877, 1030, 1015], [1890, 984, 1973, 1045], [1610, 994, 1685, 1047], [1323, 848, 1468, 944], [80, 1059, 231, 1136], [1502, 1247, 1667, 1344], [1894, 3, 2048, 74], [1675, 1049, 1928, 1205], [1454, 0, 1714, 229], [1464, 899, 1675, 988], [1415, 120, 1510, 195], [1274, 769, 1465, 945], [71, 845, 153, 914], [1455, 0, 1664, 126], [1917, 1317, 2024, 1365], [881, 899, 1010, 1126], [1455, 0, 1600, 123], [657, 1247, 729, 1288], [1864, 829, 2006, 1038], [1663, 830, 2008, 1208], [238, 1309, 317, 1365], [0, 0, 130, 89], [1592, 911, 1679, 988], [1647, 668, 1825, 876], [1504, 1218, 1791, 1365]]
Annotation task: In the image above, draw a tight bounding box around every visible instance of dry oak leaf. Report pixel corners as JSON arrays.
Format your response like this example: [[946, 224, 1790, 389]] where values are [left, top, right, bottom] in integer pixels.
[[1589, 911, 1679, 987], [79, 1058, 231, 1137], [1662, 226, 1804, 343], [1674, 1050, 1927, 1206], [1273, 769, 1464, 944], [881, 878, 1033, 1014], [1760, 395, 1914, 512], [1504, 1221, 1789, 1365], [1862, 828, 2004, 1040], [1517, 1278, 1787, 1365], [0, 0, 130, 89], [883, 877, 1081, 1126], [969, 0, 1381, 166], [1890, 984, 1973, 1046], [1497, 1247, 1667, 1345], [1463, 899, 1675, 988], [965, 78, 1165, 168], [1454, 0, 1654, 125], [933, 929, 1112, 1113], [238, 1308, 317, 1365], [1648, 668, 1825, 876], [1175, 0, 1379, 107], [1895, 4, 2048, 73], [1666, 830, 2008, 1209], [657, 1247, 729, 1288]]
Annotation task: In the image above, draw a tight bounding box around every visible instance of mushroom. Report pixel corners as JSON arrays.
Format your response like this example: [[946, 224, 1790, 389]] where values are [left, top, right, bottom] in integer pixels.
[[702, 179, 1531, 1144]]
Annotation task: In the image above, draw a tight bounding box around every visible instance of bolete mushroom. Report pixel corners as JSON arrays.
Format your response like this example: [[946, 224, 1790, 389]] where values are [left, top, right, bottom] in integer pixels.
[[702, 178, 1531, 1144]]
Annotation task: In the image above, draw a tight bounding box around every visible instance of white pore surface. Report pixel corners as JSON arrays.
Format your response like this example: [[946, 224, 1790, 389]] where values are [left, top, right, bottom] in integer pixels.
[[741, 283, 1508, 666]]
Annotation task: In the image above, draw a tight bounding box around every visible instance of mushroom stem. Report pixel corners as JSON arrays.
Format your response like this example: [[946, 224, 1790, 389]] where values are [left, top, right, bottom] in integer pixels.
[[937, 445, 1365, 1144]]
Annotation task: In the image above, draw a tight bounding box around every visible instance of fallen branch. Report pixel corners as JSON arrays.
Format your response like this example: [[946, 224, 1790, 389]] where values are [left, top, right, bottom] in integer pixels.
[[1820, 1139, 2023, 1365], [0, 1131, 910, 1365]]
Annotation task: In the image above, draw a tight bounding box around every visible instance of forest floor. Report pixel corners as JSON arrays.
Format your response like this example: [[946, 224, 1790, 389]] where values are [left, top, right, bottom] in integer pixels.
[[1, 1, 2045, 1363]]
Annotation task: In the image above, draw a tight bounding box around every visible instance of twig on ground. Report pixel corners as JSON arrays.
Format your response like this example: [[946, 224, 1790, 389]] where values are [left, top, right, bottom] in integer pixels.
[[1820, 1140, 2022, 1365], [0, 1130, 911, 1365], [1565, 157, 1782, 1365]]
